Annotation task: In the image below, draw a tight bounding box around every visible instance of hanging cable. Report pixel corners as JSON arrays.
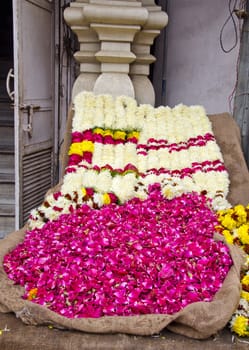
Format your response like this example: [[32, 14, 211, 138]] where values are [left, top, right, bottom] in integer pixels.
[[219, 0, 239, 53], [226, 1, 247, 112]]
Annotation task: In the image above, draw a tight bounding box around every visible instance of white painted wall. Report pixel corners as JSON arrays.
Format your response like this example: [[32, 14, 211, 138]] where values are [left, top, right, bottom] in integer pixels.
[[165, 0, 240, 114]]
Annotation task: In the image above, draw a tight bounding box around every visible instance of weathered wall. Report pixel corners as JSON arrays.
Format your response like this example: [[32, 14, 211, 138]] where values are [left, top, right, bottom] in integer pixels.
[[165, 0, 240, 114]]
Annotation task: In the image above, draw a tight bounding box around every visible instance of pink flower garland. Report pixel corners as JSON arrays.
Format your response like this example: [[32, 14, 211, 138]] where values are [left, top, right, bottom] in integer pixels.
[[137, 133, 215, 154], [4, 186, 232, 319]]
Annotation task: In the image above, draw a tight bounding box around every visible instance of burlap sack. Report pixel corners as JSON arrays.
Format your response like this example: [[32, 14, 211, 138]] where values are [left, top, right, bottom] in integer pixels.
[[0, 111, 247, 339]]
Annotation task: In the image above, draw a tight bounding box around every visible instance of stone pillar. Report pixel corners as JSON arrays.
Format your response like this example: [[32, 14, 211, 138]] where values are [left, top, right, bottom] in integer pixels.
[[64, 0, 101, 99], [64, 0, 168, 103], [130, 0, 168, 105], [83, 0, 148, 97]]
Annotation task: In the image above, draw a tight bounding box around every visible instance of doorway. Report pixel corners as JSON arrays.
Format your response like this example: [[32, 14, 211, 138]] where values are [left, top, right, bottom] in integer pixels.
[[0, 1, 76, 239], [0, 2, 14, 237]]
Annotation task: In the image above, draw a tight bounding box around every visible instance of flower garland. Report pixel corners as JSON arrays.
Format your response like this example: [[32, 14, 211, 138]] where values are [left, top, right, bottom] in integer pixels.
[[28, 92, 230, 229], [217, 205, 249, 337]]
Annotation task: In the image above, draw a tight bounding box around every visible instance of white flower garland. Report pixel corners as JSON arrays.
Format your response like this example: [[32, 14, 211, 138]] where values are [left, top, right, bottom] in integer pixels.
[[28, 92, 230, 229]]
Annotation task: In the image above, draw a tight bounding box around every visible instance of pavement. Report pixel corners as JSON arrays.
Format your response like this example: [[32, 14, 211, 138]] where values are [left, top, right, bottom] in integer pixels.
[[0, 312, 249, 350]]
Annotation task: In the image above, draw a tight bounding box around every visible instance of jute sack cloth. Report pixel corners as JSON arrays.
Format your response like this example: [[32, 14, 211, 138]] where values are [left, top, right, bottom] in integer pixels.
[[0, 111, 247, 339]]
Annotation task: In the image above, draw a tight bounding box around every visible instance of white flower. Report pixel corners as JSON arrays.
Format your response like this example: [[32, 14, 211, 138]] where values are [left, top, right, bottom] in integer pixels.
[[73, 91, 96, 132], [114, 96, 128, 130], [134, 181, 148, 200], [137, 154, 147, 173], [143, 173, 161, 186], [137, 104, 154, 143], [125, 97, 138, 129], [94, 94, 105, 126], [135, 105, 146, 130], [111, 173, 137, 203], [103, 94, 115, 129], [82, 170, 98, 188], [157, 148, 170, 169], [124, 143, 138, 167], [92, 143, 103, 166], [93, 193, 104, 207], [61, 172, 83, 193], [180, 177, 196, 193], [234, 298, 249, 318], [155, 106, 170, 140], [101, 145, 115, 167], [114, 144, 125, 169], [95, 170, 113, 193], [212, 197, 231, 211], [28, 219, 44, 230], [147, 150, 159, 169]]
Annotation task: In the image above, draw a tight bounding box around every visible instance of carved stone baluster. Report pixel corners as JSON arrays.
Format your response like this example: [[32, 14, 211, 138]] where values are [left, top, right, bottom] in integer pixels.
[[64, 0, 101, 98], [64, 0, 168, 103], [83, 0, 148, 97], [130, 0, 168, 105]]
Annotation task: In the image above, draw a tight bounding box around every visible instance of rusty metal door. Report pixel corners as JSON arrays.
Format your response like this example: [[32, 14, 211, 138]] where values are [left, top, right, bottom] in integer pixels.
[[12, 0, 56, 228]]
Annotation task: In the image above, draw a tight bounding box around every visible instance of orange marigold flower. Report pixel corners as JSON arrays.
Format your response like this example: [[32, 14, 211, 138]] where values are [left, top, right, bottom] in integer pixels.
[[27, 288, 38, 301]]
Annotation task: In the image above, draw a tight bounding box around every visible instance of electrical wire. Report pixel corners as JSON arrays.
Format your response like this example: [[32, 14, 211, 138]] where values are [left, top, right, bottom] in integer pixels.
[[227, 1, 247, 112], [219, 0, 239, 53]]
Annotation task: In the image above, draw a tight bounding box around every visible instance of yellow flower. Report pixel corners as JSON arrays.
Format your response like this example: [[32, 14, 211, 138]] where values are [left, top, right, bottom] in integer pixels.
[[231, 315, 249, 337], [81, 140, 94, 153], [241, 274, 249, 286], [241, 290, 249, 302], [103, 129, 113, 137], [93, 127, 104, 135], [222, 229, 234, 245], [68, 141, 94, 156], [113, 130, 126, 140], [68, 142, 83, 156], [245, 255, 249, 268], [237, 224, 249, 245], [127, 130, 140, 139], [27, 288, 38, 301], [221, 215, 237, 231], [82, 188, 87, 197], [234, 204, 247, 224], [102, 193, 111, 205], [163, 188, 174, 200], [217, 209, 228, 217]]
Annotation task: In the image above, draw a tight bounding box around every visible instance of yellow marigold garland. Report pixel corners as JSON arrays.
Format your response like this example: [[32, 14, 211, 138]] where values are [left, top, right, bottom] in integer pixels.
[[217, 204, 249, 337], [68, 140, 94, 156], [231, 315, 249, 337]]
